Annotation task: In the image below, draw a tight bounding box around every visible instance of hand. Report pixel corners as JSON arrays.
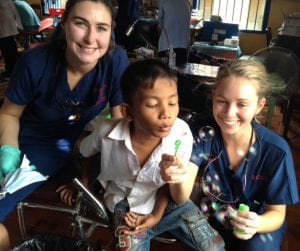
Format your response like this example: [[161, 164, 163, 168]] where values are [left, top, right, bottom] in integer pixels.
[[0, 145, 21, 178], [229, 206, 260, 240], [160, 154, 188, 184], [56, 183, 78, 206], [123, 211, 159, 235]]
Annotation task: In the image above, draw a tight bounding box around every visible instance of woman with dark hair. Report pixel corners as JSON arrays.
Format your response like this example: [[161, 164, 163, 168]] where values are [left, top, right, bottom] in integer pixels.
[[0, 0, 129, 248]]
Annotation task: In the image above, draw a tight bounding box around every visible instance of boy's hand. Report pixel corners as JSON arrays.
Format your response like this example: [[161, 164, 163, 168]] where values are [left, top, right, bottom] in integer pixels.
[[0, 145, 21, 178], [123, 211, 159, 235], [56, 183, 78, 206], [228, 206, 260, 240], [160, 154, 188, 184]]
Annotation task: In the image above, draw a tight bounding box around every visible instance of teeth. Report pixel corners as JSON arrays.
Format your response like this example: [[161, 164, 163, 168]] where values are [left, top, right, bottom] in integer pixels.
[[79, 45, 96, 53], [223, 120, 237, 125]]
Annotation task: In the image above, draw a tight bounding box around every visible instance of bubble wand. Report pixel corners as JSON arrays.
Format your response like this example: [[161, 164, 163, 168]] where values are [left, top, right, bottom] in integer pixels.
[[174, 139, 182, 156]]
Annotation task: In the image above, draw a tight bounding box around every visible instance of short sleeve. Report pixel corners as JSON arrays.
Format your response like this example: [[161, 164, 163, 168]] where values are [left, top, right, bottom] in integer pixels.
[[265, 147, 299, 205], [108, 47, 129, 107]]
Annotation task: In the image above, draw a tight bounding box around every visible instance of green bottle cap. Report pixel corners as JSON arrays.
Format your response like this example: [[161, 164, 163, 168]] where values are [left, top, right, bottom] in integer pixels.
[[238, 203, 249, 212]]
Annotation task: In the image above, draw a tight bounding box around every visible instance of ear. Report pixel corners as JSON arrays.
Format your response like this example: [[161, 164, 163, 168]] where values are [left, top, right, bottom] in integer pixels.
[[120, 103, 133, 121], [60, 21, 65, 30], [256, 97, 267, 115]]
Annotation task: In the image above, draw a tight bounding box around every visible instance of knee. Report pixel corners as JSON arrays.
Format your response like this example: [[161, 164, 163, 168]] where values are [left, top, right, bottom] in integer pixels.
[[0, 224, 10, 251]]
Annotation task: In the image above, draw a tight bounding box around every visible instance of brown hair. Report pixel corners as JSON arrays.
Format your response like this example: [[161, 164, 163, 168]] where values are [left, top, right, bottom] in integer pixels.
[[215, 59, 270, 100], [51, 0, 115, 52], [121, 59, 178, 105]]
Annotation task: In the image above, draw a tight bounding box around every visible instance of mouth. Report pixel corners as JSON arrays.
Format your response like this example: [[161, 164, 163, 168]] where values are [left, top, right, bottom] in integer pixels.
[[220, 117, 239, 127], [78, 44, 98, 54], [159, 124, 172, 132]]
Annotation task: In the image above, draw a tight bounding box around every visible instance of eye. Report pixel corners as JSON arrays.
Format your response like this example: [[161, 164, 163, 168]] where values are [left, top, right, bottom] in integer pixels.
[[97, 26, 109, 32], [169, 97, 179, 106], [74, 20, 87, 28], [238, 103, 248, 108], [169, 101, 178, 106], [216, 99, 227, 105], [145, 103, 158, 108]]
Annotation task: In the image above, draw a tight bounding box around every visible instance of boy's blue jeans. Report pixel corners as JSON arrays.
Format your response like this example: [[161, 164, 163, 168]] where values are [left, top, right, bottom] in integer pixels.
[[112, 198, 225, 251]]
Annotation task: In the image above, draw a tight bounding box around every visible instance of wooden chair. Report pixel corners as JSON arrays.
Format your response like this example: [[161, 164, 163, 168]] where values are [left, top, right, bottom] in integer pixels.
[[282, 91, 300, 139]]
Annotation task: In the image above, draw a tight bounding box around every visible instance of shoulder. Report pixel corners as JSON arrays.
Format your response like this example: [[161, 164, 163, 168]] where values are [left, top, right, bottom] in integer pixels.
[[107, 46, 129, 62], [172, 117, 192, 134], [92, 118, 124, 137], [20, 44, 60, 65], [169, 118, 193, 144], [253, 120, 290, 152], [101, 46, 129, 71], [14, 44, 60, 78]]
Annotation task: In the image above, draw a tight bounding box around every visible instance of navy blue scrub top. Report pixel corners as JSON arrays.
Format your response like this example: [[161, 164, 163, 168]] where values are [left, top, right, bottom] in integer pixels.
[[191, 120, 299, 214], [5, 43, 129, 173]]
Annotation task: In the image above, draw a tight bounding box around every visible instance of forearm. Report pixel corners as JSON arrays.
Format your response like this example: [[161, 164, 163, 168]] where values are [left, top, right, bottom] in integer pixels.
[[0, 98, 24, 147], [0, 113, 20, 147], [256, 205, 286, 233], [151, 185, 170, 219], [169, 162, 197, 204], [78, 153, 100, 187]]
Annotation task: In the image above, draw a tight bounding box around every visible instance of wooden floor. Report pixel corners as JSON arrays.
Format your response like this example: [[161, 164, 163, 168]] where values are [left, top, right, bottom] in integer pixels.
[[1, 58, 300, 250]]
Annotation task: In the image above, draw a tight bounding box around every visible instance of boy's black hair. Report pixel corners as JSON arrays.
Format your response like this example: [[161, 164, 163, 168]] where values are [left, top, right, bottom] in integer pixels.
[[121, 59, 178, 104]]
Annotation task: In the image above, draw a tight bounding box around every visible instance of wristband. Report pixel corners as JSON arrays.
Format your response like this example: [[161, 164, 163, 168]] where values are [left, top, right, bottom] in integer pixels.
[[0, 145, 21, 176]]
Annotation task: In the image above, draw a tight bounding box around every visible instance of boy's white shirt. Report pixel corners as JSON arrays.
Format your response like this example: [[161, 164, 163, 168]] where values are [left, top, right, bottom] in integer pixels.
[[79, 118, 193, 214]]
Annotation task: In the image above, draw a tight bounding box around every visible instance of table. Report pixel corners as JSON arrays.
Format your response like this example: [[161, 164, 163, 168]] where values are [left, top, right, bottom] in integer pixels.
[[176, 63, 216, 120], [190, 42, 241, 59]]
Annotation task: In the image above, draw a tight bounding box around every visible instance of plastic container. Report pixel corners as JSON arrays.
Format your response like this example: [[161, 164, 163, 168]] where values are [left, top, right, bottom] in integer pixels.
[[168, 46, 176, 68], [11, 234, 103, 251], [234, 203, 249, 235]]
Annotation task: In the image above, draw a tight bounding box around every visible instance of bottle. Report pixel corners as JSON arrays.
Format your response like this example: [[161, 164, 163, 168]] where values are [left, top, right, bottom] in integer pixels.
[[233, 203, 249, 235], [168, 45, 176, 68]]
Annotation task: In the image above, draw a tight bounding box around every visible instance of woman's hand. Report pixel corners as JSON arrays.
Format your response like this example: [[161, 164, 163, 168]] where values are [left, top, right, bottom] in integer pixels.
[[160, 154, 188, 184], [123, 211, 160, 235], [229, 206, 260, 240], [56, 183, 78, 206]]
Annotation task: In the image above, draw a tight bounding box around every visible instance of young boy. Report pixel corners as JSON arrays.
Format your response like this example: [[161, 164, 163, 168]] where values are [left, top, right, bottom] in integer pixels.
[[79, 59, 224, 251]]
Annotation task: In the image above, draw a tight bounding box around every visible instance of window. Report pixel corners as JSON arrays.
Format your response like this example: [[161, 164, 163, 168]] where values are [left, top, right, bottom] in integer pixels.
[[192, 0, 271, 32], [42, 0, 66, 15]]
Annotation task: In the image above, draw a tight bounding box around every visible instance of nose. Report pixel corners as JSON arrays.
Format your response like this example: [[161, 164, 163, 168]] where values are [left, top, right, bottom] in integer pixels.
[[224, 103, 237, 116], [159, 104, 171, 119], [84, 27, 96, 43]]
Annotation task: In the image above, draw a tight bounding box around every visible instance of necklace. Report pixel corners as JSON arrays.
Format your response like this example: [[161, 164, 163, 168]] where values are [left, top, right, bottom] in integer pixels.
[[227, 127, 254, 171]]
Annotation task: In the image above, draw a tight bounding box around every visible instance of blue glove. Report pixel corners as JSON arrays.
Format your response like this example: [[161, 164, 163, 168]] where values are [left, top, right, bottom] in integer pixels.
[[0, 145, 21, 178]]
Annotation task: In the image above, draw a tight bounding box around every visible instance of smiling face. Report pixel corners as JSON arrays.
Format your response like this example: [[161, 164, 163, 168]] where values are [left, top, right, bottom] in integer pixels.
[[128, 77, 179, 140], [213, 75, 266, 137], [61, 1, 112, 69]]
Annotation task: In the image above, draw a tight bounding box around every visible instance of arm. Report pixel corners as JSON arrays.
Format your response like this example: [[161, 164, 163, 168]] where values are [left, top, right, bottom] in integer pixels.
[[0, 98, 25, 147], [110, 105, 122, 119], [56, 153, 100, 206], [150, 184, 170, 220], [169, 161, 198, 204], [231, 204, 286, 240], [0, 98, 25, 177], [160, 154, 198, 204]]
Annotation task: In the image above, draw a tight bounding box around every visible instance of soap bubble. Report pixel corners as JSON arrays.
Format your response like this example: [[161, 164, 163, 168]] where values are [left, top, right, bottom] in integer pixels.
[[236, 145, 257, 161], [198, 126, 215, 141], [199, 152, 209, 161], [200, 201, 209, 213], [248, 146, 257, 160]]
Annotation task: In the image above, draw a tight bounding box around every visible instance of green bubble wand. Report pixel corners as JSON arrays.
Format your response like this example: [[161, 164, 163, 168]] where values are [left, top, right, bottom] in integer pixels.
[[174, 139, 182, 156]]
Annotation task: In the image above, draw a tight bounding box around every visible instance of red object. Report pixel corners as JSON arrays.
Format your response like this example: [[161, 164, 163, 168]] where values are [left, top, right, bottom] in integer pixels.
[[38, 17, 55, 32], [114, 226, 131, 251], [49, 8, 65, 17]]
